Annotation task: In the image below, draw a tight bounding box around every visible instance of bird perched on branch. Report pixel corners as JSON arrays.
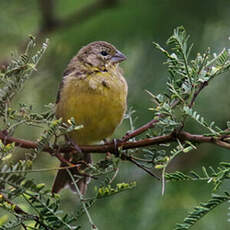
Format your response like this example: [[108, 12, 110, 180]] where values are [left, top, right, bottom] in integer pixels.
[[52, 41, 128, 194]]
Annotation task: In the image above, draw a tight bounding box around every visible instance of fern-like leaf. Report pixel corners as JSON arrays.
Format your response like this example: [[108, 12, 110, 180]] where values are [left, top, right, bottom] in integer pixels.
[[174, 192, 230, 230]]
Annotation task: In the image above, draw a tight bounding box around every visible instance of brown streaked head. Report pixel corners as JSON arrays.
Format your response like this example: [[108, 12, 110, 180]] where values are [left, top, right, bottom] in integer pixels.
[[77, 41, 126, 68]]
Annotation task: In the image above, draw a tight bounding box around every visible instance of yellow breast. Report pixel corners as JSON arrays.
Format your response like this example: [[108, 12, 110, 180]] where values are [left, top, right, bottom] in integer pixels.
[[56, 69, 127, 145]]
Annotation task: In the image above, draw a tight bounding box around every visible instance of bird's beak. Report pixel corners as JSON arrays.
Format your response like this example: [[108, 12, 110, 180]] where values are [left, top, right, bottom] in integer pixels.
[[111, 50, 127, 63]]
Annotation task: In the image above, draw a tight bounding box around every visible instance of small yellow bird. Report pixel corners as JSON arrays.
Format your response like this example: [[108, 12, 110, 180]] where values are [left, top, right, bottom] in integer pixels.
[[52, 41, 128, 194]]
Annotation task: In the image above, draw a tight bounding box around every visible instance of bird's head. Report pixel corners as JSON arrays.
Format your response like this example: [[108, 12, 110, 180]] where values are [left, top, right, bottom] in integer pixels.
[[77, 41, 126, 70]]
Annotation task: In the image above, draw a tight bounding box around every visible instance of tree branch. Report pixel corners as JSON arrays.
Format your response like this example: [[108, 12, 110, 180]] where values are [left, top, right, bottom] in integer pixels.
[[124, 155, 161, 180], [38, 0, 58, 32], [1, 0, 119, 67], [0, 129, 230, 156], [122, 118, 160, 141], [122, 100, 181, 141], [38, 0, 119, 35]]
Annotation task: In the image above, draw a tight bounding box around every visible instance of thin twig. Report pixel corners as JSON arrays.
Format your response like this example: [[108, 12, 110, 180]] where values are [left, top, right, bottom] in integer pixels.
[[125, 155, 160, 180], [108, 168, 119, 184], [21, 223, 28, 230], [189, 81, 208, 108], [0, 193, 27, 215], [122, 98, 181, 141], [66, 169, 98, 230], [122, 118, 160, 141]]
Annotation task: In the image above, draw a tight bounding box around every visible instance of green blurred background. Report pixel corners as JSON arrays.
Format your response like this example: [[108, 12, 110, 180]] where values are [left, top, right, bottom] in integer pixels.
[[1, 0, 230, 229]]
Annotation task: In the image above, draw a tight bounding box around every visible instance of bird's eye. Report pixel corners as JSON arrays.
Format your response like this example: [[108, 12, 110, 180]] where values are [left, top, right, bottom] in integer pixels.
[[100, 51, 108, 56]]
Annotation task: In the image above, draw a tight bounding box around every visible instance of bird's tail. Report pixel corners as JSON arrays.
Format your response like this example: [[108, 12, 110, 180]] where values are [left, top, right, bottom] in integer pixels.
[[52, 153, 92, 194]]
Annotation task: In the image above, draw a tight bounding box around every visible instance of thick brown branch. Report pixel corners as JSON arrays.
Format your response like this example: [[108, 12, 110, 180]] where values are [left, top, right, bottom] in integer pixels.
[[0, 130, 173, 153], [0, 130, 230, 156], [1, 0, 119, 66], [58, 0, 117, 29], [0, 131, 37, 149]]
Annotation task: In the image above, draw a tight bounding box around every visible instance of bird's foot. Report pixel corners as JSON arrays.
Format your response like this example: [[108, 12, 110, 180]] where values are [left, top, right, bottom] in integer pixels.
[[65, 135, 82, 153], [112, 139, 120, 157]]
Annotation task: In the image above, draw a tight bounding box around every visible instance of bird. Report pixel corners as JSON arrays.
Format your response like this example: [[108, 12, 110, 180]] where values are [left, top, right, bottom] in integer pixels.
[[52, 41, 128, 194]]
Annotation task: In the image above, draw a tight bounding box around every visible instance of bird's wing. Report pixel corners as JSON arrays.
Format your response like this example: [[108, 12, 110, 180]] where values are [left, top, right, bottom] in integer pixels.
[[56, 67, 88, 104]]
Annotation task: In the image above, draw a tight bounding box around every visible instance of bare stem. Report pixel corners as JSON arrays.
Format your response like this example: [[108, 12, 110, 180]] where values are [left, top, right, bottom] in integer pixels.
[[66, 169, 98, 230]]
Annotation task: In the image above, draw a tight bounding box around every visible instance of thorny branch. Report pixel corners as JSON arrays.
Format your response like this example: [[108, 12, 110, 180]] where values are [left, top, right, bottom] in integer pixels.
[[0, 118, 230, 185], [0, 127, 230, 155]]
